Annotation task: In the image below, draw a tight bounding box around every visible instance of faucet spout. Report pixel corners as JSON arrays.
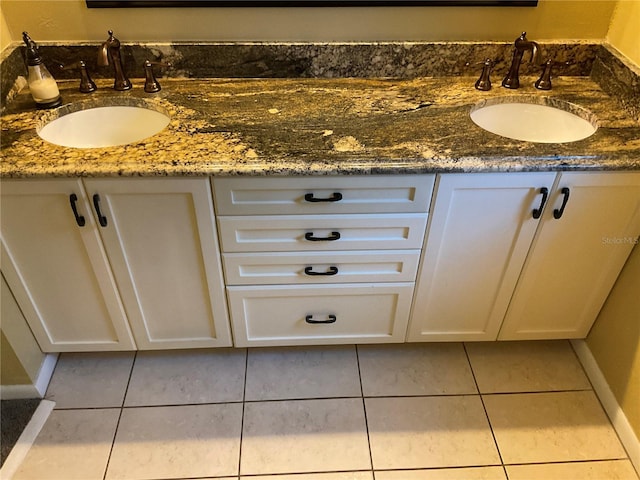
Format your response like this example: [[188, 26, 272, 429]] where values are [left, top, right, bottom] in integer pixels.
[[502, 32, 539, 89], [99, 30, 132, 91]]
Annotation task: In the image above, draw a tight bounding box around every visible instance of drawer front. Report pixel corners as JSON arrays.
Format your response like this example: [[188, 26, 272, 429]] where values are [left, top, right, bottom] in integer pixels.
[[217, 214, 428, 252], [212, 175, 435, 215], [223, 250, 421, 285], [227, 283, 414, 347]]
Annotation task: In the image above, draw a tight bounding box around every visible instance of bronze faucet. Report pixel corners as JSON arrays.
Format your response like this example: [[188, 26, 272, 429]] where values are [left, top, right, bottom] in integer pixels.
[[143, 60, 171, 93], [60, 60, 97, 93], [98, 30, 132, 91], [502, 32, 539, 89]]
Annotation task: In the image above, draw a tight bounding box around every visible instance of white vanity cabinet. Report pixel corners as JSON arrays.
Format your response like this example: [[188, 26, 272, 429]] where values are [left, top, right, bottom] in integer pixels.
[[1, 177, 232, 352], [213, 175, 435, 347], [408, 171, 640, 342], [1, 179, 136, 352]]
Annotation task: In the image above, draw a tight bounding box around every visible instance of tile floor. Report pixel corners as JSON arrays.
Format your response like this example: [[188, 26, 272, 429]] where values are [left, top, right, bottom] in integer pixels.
[[11, 341, 640, 480]]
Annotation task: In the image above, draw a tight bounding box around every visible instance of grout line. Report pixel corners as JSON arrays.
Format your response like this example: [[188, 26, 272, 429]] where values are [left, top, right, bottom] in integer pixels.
[[238, 348, 249, 477], [502, 458, 632, 467], [355, 344, 376, 477], [462, 343, 507, 478], [102, 350, 137, 480]]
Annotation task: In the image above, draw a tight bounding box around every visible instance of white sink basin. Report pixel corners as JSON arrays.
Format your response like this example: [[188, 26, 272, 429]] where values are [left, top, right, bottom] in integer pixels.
[[38, 104, 170, 148], [470, 98, 597, 143]]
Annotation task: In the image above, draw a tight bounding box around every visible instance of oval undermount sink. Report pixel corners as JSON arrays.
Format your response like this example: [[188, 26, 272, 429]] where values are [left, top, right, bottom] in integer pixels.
[[470, 97, 597, 144], [38, 102, 170, 148]]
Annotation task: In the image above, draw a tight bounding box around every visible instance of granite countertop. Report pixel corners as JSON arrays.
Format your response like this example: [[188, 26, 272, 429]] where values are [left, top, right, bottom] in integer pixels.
[[1, 75, 640, 178]]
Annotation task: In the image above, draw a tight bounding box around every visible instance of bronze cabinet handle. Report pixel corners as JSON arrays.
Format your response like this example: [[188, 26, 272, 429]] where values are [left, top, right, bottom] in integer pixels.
[[304, 231, 341, 242], [532, 187, 549, 219], [305, 315, 337, 324], [304, 266, 339, 276], [553, 187, 571, 219], [304, 192, 343, 203], [92, 194, 108, 227], [69, 194, 86, 227]]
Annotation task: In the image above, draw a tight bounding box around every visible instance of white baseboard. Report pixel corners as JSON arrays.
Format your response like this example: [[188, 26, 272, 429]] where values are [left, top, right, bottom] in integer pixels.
[[33, 353, 58, 397], [572, 339, 640, 475], [0, 353, 57, 400], [0, 399, 55, 480]]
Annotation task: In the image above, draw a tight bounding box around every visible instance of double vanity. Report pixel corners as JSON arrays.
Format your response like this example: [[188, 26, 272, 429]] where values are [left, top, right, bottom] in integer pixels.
[[1, 42, 639, 353]]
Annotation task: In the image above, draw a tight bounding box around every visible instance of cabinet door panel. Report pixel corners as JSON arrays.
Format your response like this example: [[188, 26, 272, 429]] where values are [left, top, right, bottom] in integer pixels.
[[499, 172, 640, 340], [84, 178, 231, 349], [408, 172, 556, 341], [1, 180, 135, 351]]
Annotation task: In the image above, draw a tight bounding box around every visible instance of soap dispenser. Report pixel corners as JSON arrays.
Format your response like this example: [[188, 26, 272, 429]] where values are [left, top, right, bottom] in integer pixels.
[[22, 32, 62, 109]]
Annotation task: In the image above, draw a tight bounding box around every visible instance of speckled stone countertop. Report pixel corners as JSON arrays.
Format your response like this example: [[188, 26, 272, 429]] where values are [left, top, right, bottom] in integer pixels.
[[1, 74, 639, 178]]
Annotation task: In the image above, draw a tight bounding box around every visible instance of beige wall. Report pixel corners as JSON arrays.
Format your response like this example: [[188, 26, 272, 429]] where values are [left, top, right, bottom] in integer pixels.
[[1, 332, 32, 385], [1, 4, 13, 50], [0, 0, 616, 43], [587, 243, 640, 438], [585, 0, 640, 439], [1, 276, 46, 390], [607, 0, 640, 65]]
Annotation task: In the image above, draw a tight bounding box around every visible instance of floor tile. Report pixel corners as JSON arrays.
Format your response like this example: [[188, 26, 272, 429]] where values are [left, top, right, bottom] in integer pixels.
[[124, 348, 246, 406], [375, 467, 507, 480], [106, 403, 243, 479], [366, 396, 500, 470], [13, 408, 120, 480], [465, 340, 591, 393], [45, 352, 134, 408], [241, 398, 371, 475], [245, 345, 361, 401], [241, 473, 373, 480], [358, 344, 477, 397], [483, 391, 627, 464], [506, 460, 639, 480]]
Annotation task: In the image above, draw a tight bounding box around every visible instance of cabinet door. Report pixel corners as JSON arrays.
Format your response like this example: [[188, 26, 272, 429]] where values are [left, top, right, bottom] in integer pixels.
[[83, 178, 231, 349], [0, 179, 135, 351], [499, 171, 640, 340], [407, 172, 556, 342]]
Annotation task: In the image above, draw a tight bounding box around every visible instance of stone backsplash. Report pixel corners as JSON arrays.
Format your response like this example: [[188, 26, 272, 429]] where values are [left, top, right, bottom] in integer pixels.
[[1, 40, 638, 120]]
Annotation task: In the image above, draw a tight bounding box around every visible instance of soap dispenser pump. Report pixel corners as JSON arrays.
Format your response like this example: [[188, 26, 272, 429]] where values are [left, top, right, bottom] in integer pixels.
[[23, 32, 62, 109]]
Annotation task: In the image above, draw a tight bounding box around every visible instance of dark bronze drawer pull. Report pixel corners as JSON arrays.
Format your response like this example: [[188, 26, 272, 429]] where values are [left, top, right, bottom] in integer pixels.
[[304, 266, 339, 276], [305, 314, 337, 324], [304, 231, 341, 242], [304, 192, 343, 203]]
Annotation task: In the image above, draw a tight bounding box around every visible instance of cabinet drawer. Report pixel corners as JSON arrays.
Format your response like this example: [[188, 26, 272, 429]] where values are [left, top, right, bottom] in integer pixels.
[[212, 175, 435, 215], [223, 250, 421, 285], [217, 214, 428, 252], [227, 283, 414, 346]]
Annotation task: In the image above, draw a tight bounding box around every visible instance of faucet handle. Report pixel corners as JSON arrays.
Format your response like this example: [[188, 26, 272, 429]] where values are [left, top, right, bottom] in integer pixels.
[[474, 58, 495, 91], [534, 59, 571, 90], [143, 60, 171, 93], [60, 60, 97, 93]]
